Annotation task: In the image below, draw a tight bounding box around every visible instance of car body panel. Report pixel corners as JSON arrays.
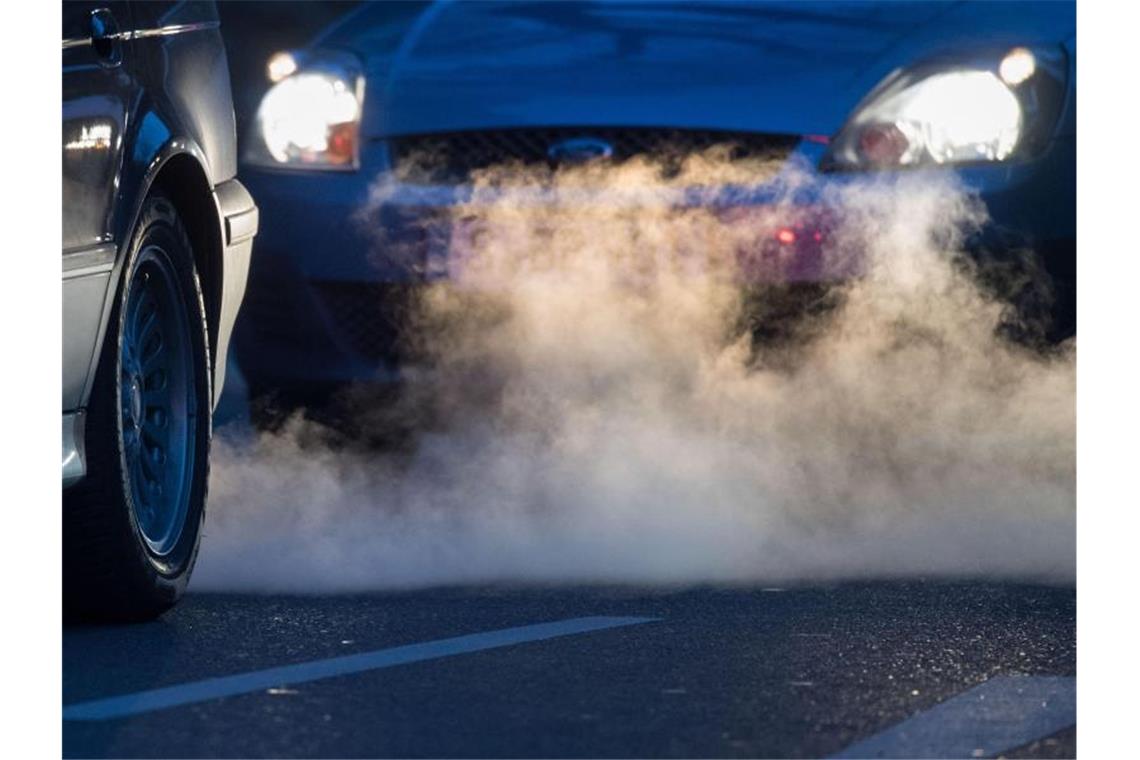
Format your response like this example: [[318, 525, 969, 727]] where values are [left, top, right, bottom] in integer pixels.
[[211, 179, 258, 401], [62, 1, 135, 416], [62, 412, 87, 489], [62, 0, 257, 485], [320, 1, 1074, 139], [62, 264, 113, 410], [62, 1, 135, 252], [126, 0, 237, 186]]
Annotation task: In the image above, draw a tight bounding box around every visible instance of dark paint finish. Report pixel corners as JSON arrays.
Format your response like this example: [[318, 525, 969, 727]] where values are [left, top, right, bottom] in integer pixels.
[[62, 0, 235, 255], [62, 1, 134, 252], [330, 1, 1073, 139], [63, 0, 256, 415]]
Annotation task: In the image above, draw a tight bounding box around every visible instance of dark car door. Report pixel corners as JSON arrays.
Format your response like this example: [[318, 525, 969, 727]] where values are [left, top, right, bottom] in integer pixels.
[[62, 1, 134, 256], [62, 1, 135, 411]]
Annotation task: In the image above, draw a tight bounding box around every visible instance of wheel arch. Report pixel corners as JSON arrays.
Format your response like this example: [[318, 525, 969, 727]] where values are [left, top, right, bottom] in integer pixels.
[[146, 152, 226, 378], [79, 142, 225, 412]]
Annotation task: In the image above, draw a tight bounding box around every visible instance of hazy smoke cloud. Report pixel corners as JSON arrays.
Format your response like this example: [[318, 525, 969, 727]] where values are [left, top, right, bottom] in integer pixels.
[[194, 153, 1074, 592]]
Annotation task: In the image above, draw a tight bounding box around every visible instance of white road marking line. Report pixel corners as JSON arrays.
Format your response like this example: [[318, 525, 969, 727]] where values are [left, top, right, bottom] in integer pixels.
[[830, 675, 1075, 759], [63, 615, 658, 721]]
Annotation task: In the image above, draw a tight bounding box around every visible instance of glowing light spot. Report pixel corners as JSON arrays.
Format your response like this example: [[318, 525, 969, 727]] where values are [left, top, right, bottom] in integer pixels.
[[257, 73, 359, 164], [266, 51, 298, 83], [776, 228, 797, 245], [894, 72, 1021, 163], [999, 47, 1036, 86]]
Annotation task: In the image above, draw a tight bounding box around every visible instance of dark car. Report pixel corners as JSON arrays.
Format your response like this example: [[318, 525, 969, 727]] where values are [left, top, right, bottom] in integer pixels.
[[62, 0, 258, 620], [232, 0, 1074, 404]]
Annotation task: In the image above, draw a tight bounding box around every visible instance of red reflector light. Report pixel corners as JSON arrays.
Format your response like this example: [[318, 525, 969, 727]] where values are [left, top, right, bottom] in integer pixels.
[[326, 122, 358, 165], [776, 228, 797, 245], [858, 123, 908, 166]]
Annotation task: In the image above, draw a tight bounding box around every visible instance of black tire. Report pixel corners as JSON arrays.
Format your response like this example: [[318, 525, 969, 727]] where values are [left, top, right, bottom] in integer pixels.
[[63, 193, 212, 623]]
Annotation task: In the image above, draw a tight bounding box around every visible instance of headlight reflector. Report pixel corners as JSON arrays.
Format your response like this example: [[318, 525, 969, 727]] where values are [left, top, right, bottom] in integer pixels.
[[824, 46, 1067, 172]]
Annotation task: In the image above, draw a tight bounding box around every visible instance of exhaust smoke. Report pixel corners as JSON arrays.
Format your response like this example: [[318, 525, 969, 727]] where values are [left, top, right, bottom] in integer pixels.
[[194, 153, 1074, 592]]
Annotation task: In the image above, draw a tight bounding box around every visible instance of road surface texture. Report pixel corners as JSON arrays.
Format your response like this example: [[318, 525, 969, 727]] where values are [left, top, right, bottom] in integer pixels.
[[63, 582, 1075, 758]]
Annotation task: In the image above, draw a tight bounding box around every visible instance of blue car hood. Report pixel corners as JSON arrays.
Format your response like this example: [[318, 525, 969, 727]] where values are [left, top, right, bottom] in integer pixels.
[[325, 1, 1074, 139]]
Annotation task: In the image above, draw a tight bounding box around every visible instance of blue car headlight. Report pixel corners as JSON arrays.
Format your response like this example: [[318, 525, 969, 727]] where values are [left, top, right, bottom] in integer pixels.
[[824, 45, 1067, 171], [244, 50, 365, 171]]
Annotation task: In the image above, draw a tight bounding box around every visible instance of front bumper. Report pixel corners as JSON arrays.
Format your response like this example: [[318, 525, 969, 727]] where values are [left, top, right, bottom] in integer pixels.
[[212, 179, 259, 408], [62, 411, 87, 489], [234, 136, 1074, 393]]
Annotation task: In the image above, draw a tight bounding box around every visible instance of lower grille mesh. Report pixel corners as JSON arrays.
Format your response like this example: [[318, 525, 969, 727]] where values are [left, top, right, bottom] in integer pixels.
[[315, 281, 418, 362]]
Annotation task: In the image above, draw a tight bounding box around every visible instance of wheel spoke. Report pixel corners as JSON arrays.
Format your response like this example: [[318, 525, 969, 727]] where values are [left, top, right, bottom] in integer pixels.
[[141, 332, 165, 370], [140, 421, 165, 453], [145, 406, 168, 430], [144, 368, 168, 393], [124, 289, 144, 341], [138, 444, 162, 487], [137, 301, 158, 345], [141, 413, 167, 454], [130, 466, 150, 519]]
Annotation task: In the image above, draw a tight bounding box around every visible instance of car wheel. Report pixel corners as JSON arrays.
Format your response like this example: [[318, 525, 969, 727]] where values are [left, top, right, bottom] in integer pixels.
[[64, 192, 212, 622]]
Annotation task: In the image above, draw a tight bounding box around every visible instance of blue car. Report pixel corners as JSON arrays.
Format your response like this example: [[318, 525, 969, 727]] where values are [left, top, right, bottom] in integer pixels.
[[233, 0, 1075, 404]]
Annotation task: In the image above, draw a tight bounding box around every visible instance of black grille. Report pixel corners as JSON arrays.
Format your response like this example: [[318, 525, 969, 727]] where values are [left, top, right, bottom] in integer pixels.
[[315, 281, 419, 362], [387, 127, 800, 183]]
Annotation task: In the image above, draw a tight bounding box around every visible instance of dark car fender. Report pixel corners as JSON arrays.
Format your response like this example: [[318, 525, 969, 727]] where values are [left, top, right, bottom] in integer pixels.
[[84, 128, 256, 413]]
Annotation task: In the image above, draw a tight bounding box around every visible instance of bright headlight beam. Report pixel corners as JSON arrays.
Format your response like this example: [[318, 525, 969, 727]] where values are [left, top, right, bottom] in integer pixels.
[[897, 72, 1021, 162], [257, 73, 359, 163], [849, 70, 1022, 166]]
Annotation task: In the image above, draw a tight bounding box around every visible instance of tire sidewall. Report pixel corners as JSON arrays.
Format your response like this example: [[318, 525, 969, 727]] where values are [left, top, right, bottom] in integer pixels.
[[113, 198, 212, 587]]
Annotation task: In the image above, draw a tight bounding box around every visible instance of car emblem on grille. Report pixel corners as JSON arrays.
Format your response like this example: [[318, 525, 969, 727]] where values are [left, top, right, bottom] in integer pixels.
[[547, 136, 614, 164]]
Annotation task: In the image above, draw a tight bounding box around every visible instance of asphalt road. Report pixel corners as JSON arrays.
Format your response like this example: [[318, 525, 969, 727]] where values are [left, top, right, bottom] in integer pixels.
[[62, 582, 1075, 758]]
